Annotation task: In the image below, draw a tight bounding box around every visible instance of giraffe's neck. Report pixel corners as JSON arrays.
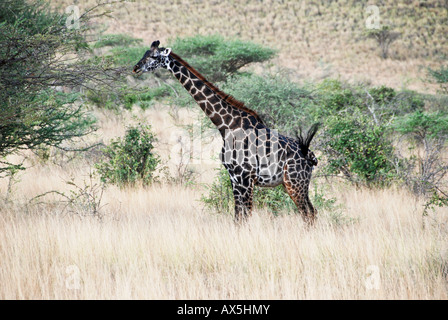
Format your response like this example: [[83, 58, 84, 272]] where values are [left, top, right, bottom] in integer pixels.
[[167, 54, 264, 136]]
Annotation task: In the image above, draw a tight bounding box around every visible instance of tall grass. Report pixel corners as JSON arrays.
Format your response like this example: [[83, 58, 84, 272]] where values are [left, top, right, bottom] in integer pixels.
[[1, 182, 447, 299], [0, 106, 447, 299]]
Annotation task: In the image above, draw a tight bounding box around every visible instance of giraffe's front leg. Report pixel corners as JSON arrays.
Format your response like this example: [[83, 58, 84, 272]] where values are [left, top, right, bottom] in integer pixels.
[[231, 181, 255, 223], [227, 169, 256, 223]]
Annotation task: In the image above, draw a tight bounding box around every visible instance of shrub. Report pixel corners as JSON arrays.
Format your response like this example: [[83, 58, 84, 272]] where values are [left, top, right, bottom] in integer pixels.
[[423, 188, 448, 218], [222, 73, 315, 135], [391, 89, 425, 115], [368, 85, 397, 104], [393, 111, 448, 195], [314, 81, 424, 122], [394, 110, 448, 140], [321, 115, 395, 187], [201, 166, 295, 215], [86, 34, 160, 109], [253, 185, 296, 216], [200, 167, 234, 215], [367, 86, 425, 120], [315, 79, 358, 115], [95, 124, 159, 187]]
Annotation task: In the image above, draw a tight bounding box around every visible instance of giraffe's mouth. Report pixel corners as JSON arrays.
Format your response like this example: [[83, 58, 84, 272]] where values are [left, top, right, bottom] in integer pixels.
[[133, 64, 142, 74]]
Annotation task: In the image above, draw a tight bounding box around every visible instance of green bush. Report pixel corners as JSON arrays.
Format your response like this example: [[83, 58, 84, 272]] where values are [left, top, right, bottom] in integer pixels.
[[308, 80, 432, 188], [89, 33, 148, 67], [368, 85, 397, 104], [201, 167, 295, 215], [393, 111, 448, 195], [95, 124, 159, 187], [314, 80, 423, 121], [394, 110, 448, 141], [222, 73, 315, 135], [423, 189, 448, 217], [85, 89, 118, 109], [321, 115, 395, 186], [392, 89, 425, 115], [0, 0, 62, 36], [367, 86, 424, 119], [85, 34, 156, 109], [253, 185, 297, 214], [200, 167, 234, 215], [315, 79, 358, 115]]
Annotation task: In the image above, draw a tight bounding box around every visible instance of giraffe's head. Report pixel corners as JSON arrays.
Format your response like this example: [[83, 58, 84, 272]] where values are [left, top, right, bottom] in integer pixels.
[[133, 40, 172, 74]]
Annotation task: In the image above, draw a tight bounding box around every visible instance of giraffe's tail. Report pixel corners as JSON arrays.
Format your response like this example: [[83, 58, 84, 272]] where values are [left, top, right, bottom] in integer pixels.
[[296, 123, 320, 166], [296, 123, 320, 150]]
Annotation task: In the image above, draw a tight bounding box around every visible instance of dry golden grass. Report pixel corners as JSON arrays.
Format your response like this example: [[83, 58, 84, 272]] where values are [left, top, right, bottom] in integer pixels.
[[0, 108, 447, 300]]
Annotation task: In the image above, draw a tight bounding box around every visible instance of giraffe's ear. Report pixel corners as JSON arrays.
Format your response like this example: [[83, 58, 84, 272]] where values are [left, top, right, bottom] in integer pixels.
[[160, 47, 171, 57], [150, 40, 160, 49]]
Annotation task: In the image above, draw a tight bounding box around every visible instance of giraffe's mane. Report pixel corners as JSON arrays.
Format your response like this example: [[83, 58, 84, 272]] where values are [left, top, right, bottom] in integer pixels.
[[169, 52, 264, 124]]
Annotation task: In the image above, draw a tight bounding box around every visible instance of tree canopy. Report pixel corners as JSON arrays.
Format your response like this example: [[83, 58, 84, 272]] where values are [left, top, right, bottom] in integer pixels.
[[0, 0, 124, 176]]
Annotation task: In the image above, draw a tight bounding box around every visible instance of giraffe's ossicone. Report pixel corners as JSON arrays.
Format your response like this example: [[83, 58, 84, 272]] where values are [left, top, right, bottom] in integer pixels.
[[133, 40, 319, 225]]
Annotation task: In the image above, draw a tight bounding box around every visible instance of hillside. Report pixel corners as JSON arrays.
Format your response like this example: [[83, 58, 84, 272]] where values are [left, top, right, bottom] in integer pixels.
[[54, 0, 448, 93]]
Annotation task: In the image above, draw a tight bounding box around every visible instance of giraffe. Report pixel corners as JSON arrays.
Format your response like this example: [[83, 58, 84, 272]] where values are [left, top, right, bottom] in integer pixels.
[[133, 40, 319, 225]]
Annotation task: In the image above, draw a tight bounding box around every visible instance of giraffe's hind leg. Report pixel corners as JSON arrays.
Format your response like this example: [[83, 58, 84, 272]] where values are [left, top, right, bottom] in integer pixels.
[[283, 163, 317, 226]]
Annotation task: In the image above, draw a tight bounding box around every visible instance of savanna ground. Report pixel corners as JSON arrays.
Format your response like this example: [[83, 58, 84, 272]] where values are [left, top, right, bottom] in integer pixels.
[[1, 0, 448, 299]]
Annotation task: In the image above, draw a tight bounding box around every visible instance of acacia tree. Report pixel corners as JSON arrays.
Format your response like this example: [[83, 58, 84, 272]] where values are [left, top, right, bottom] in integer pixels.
[[0, 0, 125, 176], [366, 26, 400, 59], [394, 111, 448, 196]]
